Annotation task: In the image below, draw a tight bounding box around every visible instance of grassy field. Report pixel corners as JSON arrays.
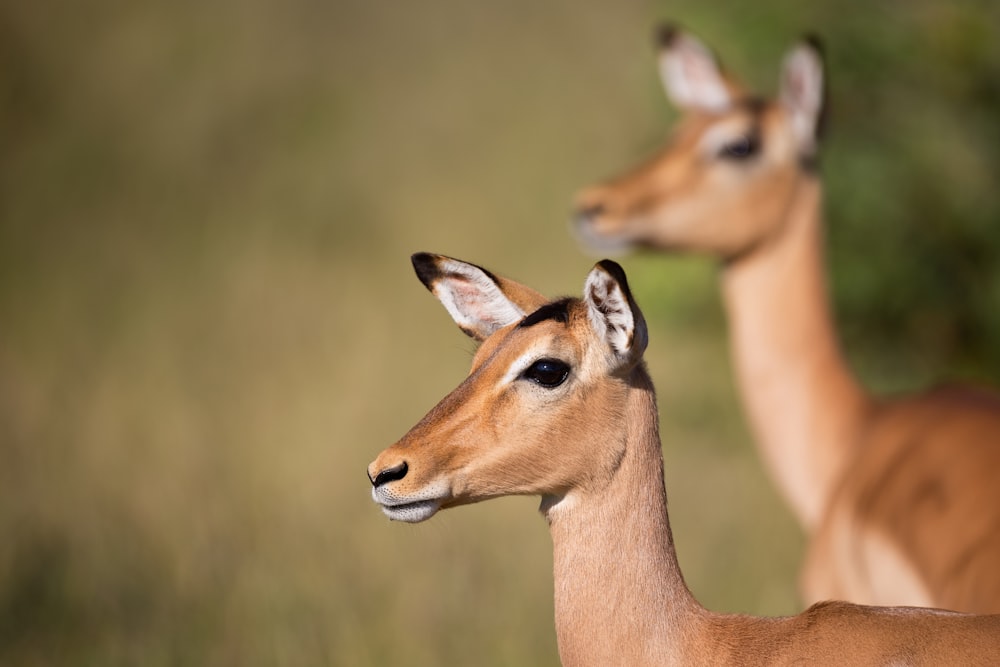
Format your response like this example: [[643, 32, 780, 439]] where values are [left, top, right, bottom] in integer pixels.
[[1, 1, 997, 664]]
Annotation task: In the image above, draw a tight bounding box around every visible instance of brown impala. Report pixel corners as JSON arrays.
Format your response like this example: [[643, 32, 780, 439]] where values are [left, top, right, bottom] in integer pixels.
[[368, 253, 1000, 666], [573, 25, 1000, 612]]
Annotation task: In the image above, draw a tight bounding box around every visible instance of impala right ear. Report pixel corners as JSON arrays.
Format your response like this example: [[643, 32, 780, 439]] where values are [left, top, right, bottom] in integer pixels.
[[584, 260, 648, 368], [656, 24, 735, 112], [411, 253, 548, 341], [780, 35, 826, 153]]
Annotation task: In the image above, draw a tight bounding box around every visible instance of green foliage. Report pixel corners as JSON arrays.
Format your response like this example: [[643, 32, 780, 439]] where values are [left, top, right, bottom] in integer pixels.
[[657, 1, 1000, 388]]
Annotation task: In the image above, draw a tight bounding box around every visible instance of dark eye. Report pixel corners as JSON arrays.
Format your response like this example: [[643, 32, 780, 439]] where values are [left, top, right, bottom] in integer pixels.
[[719, 135, 760, 160], [522, 359, 570, 388]]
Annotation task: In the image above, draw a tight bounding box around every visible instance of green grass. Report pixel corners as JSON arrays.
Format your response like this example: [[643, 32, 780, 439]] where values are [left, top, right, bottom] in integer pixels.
[[1, 0, 996, 664]]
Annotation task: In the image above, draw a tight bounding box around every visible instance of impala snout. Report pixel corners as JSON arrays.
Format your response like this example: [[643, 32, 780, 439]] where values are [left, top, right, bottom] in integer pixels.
[[572, 190, 637, 255], [573, 185, 614, 226], [368, 450, 448, 523], [574, 203, 605, 229]]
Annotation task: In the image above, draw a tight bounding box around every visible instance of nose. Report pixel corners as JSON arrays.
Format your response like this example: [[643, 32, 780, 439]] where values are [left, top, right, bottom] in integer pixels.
[[368, 461, 408, 488], [574, 203, 605, 228]]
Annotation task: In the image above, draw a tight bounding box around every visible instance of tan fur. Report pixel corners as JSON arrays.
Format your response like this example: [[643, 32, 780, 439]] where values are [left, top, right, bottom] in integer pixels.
[[573, 28, 1000, 612], [368, 256, 1000, 665]]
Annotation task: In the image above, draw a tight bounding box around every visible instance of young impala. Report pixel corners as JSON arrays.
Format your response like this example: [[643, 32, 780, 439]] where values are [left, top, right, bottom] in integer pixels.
[[368, 253, 1000, 666], [573, 25, 1000, 612]]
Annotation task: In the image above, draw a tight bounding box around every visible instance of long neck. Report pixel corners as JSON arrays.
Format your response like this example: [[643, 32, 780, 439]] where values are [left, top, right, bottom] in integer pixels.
[[720, 174, 871, 531], [543, 367, 707, 666]]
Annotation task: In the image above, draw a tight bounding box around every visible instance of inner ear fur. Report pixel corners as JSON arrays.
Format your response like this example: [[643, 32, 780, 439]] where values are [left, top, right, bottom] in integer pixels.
[[656, 23, 743, 112], [411, 252, 547, 341], [584, 259, 648, 364], [780, 35, 826, 151]]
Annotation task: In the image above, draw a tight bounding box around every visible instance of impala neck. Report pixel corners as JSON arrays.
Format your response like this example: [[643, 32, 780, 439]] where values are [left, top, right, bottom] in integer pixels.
[[720, 174, 870, 531], [543, 367, 706, 666]]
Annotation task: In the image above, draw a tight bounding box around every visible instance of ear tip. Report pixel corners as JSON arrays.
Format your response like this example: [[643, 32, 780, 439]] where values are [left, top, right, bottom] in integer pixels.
[[411, 251, 434, 264], [595, 259, 630, 286], [411, 252, 441, 289], [655, 22, 682, 49], [798, 32, 825, 60]]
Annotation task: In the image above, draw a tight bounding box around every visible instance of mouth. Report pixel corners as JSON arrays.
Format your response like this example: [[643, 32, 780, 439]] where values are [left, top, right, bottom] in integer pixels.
[[371, 488, 445, 523], [571, 215, 636, 256]]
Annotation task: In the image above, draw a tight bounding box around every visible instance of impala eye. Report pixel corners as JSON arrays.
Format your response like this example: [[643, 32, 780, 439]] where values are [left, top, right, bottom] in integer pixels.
[[522, 359, 570, 388], [719, 135, 760, 160]]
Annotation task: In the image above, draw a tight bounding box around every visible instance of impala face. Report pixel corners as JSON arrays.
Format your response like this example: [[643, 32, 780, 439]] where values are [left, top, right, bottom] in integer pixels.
[[368, 253, 647, 522], [573, 26, 824, 261]]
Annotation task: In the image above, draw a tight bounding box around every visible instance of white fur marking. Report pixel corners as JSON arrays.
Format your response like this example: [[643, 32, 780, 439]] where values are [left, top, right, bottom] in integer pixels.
[[372, 480, 449, 523], [501, 343, 556, 386], [698, 118, 756, 158]]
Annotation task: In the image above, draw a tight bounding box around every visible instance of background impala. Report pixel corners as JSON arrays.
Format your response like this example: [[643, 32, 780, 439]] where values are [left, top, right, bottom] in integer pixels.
[[574, 24, 1000, 613]]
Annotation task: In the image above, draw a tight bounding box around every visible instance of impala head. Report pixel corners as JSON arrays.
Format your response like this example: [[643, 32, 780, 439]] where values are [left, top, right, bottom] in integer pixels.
[[368, 253, 648, 522], [574, 24, 825, 260]]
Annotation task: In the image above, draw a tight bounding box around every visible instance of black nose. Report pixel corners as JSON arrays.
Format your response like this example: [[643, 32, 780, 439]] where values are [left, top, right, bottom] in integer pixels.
[[574, 204, 605, 227], [370, 461, 408, 488]]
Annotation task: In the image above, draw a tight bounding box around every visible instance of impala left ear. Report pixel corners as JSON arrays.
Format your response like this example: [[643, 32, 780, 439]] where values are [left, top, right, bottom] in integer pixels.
[[412, 252, 548, 341], [656, 23, 739, 113], [583, 260, 648, 367]]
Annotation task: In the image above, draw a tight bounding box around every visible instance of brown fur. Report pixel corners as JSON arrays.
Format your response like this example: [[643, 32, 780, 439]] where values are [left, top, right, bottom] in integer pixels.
[[572, 27, 1000, 612], [369, 257, 1000, 665]]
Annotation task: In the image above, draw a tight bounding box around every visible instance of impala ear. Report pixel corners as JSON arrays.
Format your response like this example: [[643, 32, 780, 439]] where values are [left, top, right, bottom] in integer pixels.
[[583, 260, 648, 367], [780, 35, 826, 153], [656, 24, 735, 112], [411, 253, 548, 341]]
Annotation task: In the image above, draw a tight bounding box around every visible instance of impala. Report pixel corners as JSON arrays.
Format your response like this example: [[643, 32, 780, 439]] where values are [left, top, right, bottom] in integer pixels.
[[368, 253, 1000, 666], [573, 25, 1000, 612]]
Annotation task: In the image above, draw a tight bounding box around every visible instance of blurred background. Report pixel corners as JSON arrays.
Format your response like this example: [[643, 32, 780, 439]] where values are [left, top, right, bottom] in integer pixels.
[[2, 0, 999, 664]]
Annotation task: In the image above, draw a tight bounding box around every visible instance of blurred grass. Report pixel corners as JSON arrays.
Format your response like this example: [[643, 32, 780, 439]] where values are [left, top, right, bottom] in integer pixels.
[[0, 0, 997, 664]]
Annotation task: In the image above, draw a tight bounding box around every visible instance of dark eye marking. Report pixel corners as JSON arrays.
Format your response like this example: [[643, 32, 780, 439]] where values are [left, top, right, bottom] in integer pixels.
[[718, 134, 761, 160], [519, 298, 572, 329], [521, 359, 570, 388]]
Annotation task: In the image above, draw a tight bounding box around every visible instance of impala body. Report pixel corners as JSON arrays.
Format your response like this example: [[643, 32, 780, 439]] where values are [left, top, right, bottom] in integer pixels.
[[573, 25, 1000, 612], [368, 253, 1000, 666]]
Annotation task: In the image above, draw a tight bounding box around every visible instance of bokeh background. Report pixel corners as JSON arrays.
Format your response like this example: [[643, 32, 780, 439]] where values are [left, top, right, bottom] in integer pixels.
[[3, 0, 999, 664]]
